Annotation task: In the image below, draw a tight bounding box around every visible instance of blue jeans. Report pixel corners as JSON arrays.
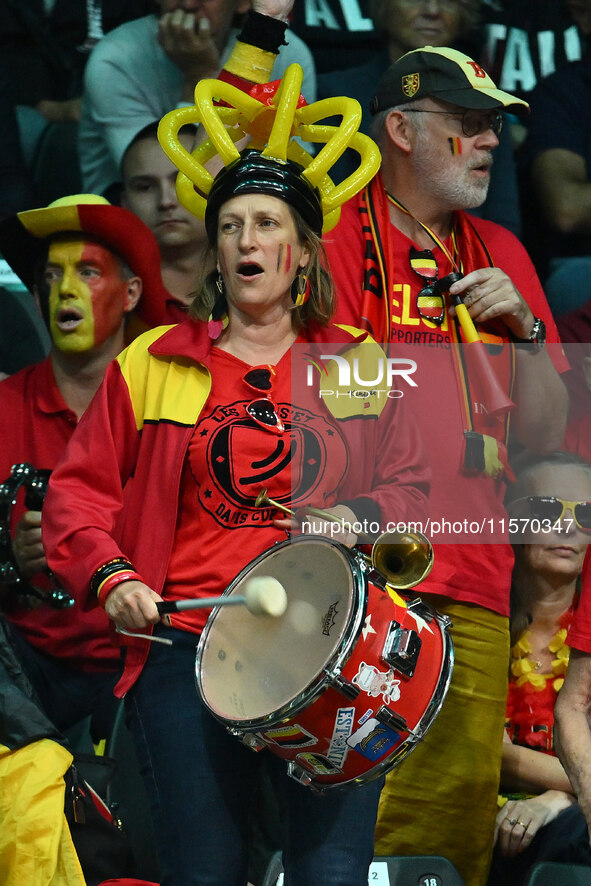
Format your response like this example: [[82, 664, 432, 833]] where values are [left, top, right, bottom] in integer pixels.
[[125, 625, 383, 886]]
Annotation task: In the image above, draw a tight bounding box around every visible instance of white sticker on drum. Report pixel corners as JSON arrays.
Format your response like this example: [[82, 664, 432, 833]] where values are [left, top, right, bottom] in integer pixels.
[[262, 724, 318, 749], [368, 860, 391, 884], [352, 662, 401, 705], [326, 707, 355, 769]]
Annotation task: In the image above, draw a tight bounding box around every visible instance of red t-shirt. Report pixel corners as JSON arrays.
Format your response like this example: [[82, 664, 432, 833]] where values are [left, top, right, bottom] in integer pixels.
[[0, 358, 119, 670], [166, 346, 351, 632], [326, 199, 568, 616]]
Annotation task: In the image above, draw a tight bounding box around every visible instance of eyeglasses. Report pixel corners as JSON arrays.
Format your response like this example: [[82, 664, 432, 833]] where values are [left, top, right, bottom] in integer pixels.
[[510, 496, 591, 532], [403, 108, 503, 138], [243, 365, 284, 434]]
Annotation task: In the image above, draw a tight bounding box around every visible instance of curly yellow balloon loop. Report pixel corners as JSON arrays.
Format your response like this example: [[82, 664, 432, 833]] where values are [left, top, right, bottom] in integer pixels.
[[157, 62, 381, 233], [262, 63, 304, 162]]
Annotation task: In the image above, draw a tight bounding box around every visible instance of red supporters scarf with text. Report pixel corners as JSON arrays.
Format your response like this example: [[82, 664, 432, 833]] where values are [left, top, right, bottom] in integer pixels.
[[359, 174, 515, 480]]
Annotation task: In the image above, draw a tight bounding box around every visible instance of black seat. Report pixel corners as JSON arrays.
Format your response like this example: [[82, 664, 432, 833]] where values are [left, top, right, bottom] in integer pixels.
[[262, 851, 466, 885], [524, 861, 591, 885], [103, 700, 160, 882]]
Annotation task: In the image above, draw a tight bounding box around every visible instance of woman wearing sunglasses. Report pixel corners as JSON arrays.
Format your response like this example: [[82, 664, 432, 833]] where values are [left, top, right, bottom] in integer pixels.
[[488, 451, 591, 885], [41, 101, 430, 885]]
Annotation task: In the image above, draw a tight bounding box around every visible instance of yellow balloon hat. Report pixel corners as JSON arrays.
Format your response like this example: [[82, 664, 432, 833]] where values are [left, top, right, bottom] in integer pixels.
[[157, 63, 381, 234]]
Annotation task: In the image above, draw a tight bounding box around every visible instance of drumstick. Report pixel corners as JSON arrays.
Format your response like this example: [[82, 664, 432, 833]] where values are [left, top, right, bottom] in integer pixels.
[[255, 488, 377, 544], [156, 576, 288, 618]]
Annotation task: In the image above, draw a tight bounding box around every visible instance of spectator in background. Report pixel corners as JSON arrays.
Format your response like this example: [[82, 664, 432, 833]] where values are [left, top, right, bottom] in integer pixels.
[[0, 0, 150, 124], [0, 60, 34, 220], [0, 290, 48, 380], [120, 122, 211, 328], [487, 451, 591, 886], [79, 0, 316, 197], [0, 62, 47, 379], [292, 0, 522, 236], [552, 513, 591, 853], [480, 0, 584, 104], [0, 1, 150, 204], [520, 0, 591, 317], [0, 194, 169, 738], [288, 0, 381, 100]]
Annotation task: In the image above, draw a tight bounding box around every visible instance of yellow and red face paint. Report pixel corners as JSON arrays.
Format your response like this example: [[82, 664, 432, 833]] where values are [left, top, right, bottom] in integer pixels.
[[448, 137, 462, 156], [47, 238, 131, 353]]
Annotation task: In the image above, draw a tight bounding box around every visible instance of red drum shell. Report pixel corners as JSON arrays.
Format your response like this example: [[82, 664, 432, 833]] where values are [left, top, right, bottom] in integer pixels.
[[196, 537, 453, 789]]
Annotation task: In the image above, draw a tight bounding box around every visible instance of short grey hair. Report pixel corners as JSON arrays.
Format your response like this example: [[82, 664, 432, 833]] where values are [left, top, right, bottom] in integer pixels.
[[369, 100, 430, 147]]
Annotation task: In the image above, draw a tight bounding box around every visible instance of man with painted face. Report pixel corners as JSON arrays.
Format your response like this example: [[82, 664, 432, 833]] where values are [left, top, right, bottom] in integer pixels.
[[0, 194, 169, 735]]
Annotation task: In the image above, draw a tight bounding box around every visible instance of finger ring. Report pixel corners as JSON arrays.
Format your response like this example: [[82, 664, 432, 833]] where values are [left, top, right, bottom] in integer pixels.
[[517, 821, 528, 829], [508, 818, 518, 826]]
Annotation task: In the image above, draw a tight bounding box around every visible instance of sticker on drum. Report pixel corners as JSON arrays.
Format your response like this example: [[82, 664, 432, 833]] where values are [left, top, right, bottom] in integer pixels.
[[295, 753, 343, 776], [196, 538, 364, 725], [347, 718, 400, 761], [262, 724, 318, 749], [326, 707, 355, 770], [352, 662, 401, 705]]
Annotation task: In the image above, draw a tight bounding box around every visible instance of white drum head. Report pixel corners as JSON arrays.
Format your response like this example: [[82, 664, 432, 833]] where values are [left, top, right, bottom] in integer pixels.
[[197, 539, 358, 724]]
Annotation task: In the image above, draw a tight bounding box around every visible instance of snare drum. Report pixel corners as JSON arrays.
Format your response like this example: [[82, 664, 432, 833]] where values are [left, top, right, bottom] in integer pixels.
[[196, 536, 453, 790]]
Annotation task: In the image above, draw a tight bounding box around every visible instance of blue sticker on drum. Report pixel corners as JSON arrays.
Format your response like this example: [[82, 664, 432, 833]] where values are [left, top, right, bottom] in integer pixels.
[[347, 718, 400, 761], [327, 707, 355, 769], [262, 724, 317, 748], [296, 753, 343, 776]]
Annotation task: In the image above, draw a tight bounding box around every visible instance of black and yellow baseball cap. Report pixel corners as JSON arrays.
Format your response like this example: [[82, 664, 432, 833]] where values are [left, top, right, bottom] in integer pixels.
[[370, 46, 529, 115]]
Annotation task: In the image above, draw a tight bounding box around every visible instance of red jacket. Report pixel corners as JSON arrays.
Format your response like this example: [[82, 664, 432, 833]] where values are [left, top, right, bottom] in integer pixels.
[[44, 319, 430, 694]]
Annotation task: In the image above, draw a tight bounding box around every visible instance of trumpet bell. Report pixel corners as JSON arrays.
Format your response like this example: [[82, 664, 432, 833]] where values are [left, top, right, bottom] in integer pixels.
[[371, 530, 434, 590]]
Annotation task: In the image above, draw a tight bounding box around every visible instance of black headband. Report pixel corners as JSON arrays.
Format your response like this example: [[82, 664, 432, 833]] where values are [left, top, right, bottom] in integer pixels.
[[205, 149, 324, 242]]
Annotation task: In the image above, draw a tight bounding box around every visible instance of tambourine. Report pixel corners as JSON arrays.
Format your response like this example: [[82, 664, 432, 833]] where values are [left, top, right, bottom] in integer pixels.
[[0, 463, 73, 609]]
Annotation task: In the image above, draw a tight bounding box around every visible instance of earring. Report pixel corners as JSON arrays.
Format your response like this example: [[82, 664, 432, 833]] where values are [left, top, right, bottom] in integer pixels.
[[212, 270, 226, 319], [290, 267, 311, 307]]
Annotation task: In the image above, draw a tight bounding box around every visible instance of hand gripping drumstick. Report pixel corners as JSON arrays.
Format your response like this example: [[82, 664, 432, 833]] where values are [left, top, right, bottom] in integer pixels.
[[255, 489, 377, 544], [156, 576, 288, 618], [115, 576, 288, 646]]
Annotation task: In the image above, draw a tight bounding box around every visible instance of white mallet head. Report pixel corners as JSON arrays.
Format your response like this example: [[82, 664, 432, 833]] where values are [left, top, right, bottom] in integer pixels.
[[243, 576, 288, 617]]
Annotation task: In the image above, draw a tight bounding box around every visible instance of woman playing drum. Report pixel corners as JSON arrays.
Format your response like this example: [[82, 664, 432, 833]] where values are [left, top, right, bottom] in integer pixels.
[[43, 70, 430, 885]]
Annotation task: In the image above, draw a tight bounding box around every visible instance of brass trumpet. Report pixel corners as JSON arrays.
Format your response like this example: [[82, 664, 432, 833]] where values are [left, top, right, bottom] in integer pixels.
[[255, 489, 434, 590]]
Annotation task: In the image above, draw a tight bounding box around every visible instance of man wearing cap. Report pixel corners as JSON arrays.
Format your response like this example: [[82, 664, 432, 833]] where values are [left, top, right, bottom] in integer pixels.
[[324, 45, 569, 886], [0, 194, 170, 736], [205, 11, 570, 883]]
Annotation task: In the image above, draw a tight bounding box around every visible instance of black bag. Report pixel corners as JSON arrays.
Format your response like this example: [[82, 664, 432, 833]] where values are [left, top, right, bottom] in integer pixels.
[[64, 761, 135, 886]]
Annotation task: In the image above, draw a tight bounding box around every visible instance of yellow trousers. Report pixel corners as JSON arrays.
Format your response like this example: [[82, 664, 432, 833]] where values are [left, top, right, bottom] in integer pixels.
[[374, 597, 509, 886]]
